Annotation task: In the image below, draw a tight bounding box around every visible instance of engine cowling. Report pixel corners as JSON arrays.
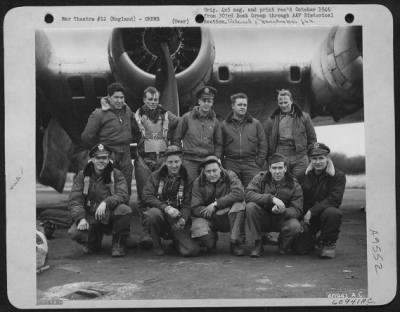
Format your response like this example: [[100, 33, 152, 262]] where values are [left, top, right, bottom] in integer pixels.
[[310, 26, 363, 120], [108, 27, 215, 112]]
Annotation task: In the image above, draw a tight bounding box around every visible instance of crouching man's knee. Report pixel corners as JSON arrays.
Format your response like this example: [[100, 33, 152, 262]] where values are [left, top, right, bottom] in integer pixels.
[[321, 207, 343, 224], [68, 222, 88, 244], [143, 207, 164, 225], [176, 241, 201, 257], [114, 204, 132, 216], [282, 218, 302, 235], [245, 202, 262, 217]]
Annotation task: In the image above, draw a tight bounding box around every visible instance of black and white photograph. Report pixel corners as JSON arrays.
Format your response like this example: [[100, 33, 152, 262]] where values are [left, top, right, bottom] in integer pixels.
[[4, 4, 396, 309]]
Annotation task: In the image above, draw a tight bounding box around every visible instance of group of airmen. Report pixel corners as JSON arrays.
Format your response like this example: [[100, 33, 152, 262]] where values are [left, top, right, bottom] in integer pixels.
[[68, 82, 346, 260]]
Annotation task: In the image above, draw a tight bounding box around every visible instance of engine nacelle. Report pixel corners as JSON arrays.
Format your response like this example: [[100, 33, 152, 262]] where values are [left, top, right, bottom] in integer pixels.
[[108, 27, 215, 111], [310, 26, 363, 120]]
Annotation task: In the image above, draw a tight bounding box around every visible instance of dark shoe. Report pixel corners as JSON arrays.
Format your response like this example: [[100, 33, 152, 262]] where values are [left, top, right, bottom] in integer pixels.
[[152, 246, 165, 256], [320, 241, 336, 259], [152, 239, 165, 256], [278, 241, 291, 255], [111, 234, 126, 257], [278, 247, 290, 255], [86, 228, 103, 254], [230, 241, 245, 256], [82, 244, 98, 255], [150, 232, 165, 256], [167, 240, 178, 253], [198, 232, 218, 251], [139, 232, 153, 250], [111, 246, 126, 257], [250, 240, 264, 257]]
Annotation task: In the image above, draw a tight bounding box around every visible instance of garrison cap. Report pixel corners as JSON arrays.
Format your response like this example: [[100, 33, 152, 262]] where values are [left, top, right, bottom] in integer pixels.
[[201, 155, 221, 168], [268, 153, 286, 165], [307, 142, 330, 156], [164, 145, 183, 157], [196, 86, 217, 99], [89, 143, 112, 158]]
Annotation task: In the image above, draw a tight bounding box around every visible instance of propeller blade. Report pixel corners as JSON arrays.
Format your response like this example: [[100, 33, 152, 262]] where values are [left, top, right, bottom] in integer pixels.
[[155, 41, 180, 116]]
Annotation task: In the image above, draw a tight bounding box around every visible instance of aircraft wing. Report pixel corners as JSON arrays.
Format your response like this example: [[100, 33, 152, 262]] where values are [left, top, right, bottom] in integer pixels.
[[36, 26, 363, 192]]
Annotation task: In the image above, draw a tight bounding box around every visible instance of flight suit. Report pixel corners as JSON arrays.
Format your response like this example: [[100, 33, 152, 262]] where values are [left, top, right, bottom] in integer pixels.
[[300, 160, 346, 246], [245, 171, 303, 253], [68, 162, 132, 255], [190, 168, 245, 250], [133, 105, 179, 204], [142, 164, 200, 256]]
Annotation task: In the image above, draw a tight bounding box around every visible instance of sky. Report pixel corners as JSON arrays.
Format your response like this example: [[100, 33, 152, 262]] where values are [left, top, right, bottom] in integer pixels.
[[315, 123, 365, 157]]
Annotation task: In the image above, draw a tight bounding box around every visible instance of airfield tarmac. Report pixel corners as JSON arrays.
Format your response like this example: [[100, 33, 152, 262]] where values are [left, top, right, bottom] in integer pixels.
[[36, 185, 367, 304]]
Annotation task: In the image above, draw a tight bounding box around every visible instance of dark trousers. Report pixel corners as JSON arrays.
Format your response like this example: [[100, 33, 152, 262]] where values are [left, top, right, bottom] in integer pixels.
[[223, 158, 261, 188], [245, 202, 301, 250], [309, 206, 343, 242], [144, 208, 200, 257], [68, 204, 132, 245], [112, 150, 133, 195], [182, 159, 203, 184], [276, 146, 308, 182]]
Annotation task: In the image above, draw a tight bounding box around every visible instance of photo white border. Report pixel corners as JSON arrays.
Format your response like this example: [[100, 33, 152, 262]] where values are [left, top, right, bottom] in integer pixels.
[[4, 4, 396, 308]]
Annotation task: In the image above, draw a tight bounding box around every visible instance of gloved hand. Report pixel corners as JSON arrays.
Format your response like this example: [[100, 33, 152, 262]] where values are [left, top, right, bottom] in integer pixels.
[[165, 206, 181, 218]]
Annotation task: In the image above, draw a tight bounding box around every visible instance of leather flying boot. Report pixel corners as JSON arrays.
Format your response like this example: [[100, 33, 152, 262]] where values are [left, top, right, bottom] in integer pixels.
[[230, 241, 245, 256], [86, 226, 102, 254], [199, 231, 217, 253], [139, 232, 154, 250], [139, 216, 154, 250], [150, 229, 165, 256], [278, 235, 291, 255], [111, 234, 126, 257], [250, 240, 264, 257], [320, 241, 336, 259]]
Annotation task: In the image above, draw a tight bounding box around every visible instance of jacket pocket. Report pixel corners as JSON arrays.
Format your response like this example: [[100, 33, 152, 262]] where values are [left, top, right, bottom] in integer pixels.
[[247, 135, 258, 153]]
